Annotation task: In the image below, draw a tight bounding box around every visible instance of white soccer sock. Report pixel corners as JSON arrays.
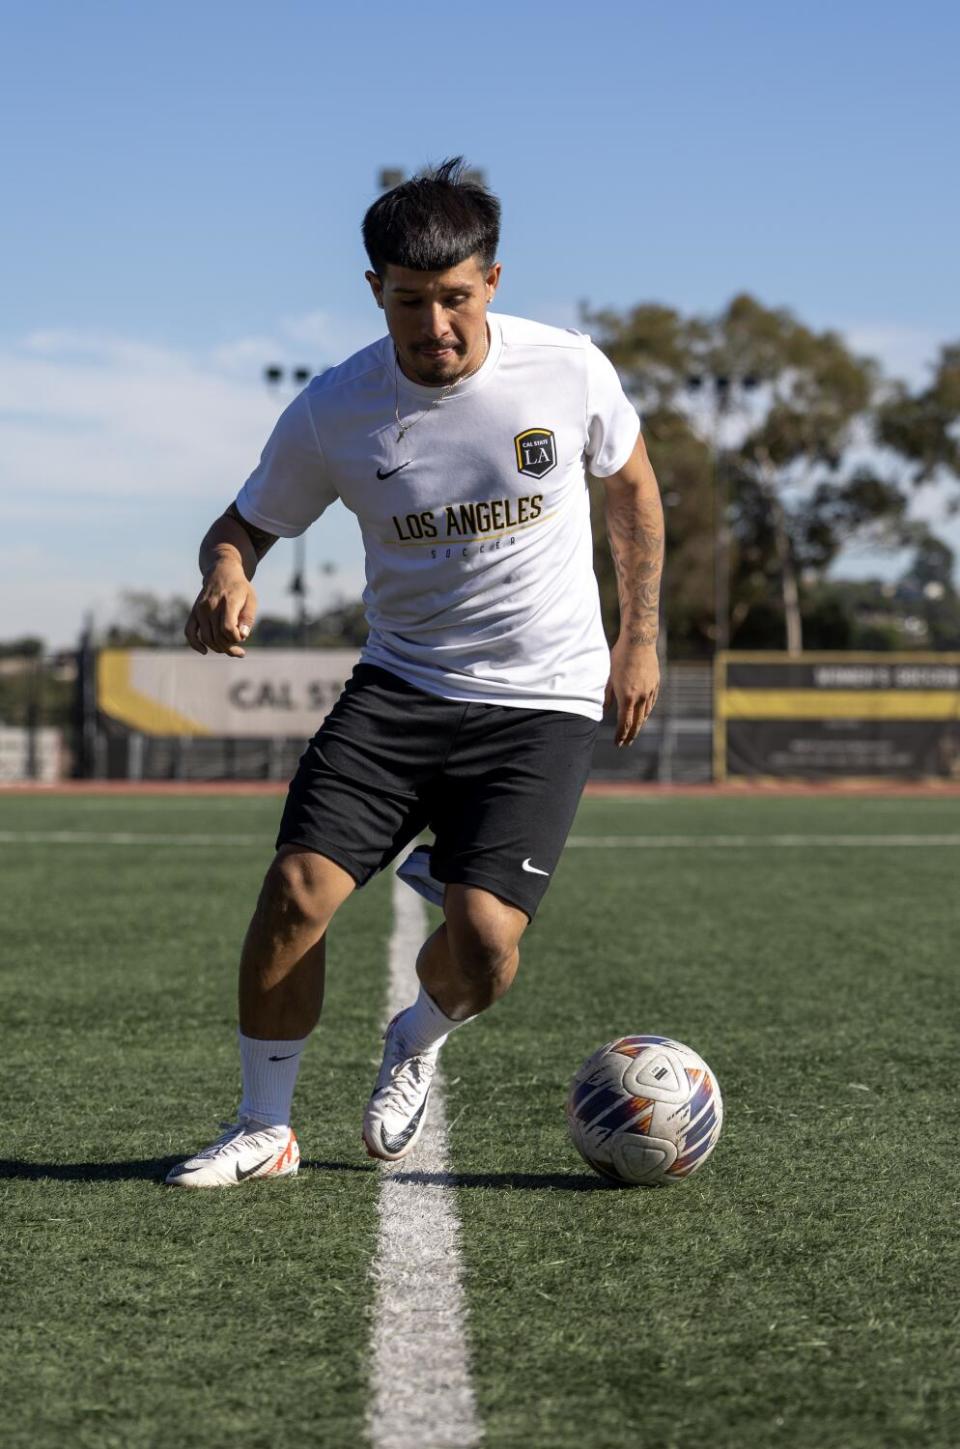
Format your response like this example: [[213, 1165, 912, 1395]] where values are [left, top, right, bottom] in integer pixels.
[[237, 1032, 310, 1128], [397, 985, 473, 1055]]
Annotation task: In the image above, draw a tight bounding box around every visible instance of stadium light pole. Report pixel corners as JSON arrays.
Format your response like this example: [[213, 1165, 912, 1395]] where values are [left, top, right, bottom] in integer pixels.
[[378, 167, 407, 190], [264, 365, 315, 647], [377, 165, 487, 193]]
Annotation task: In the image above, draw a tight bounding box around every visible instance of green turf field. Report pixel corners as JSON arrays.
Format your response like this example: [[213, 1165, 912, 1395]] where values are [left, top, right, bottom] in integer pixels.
[[2, 792, 958, 1448]]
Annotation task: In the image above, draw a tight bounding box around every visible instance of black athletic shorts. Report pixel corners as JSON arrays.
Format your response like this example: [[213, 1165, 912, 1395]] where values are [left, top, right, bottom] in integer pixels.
[[276, 664, 600, 918]]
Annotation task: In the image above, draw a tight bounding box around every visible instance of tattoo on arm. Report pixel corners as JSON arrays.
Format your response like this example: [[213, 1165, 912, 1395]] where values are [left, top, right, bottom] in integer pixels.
[[225, 503, 279, 561], [605, 485, 665, 647]]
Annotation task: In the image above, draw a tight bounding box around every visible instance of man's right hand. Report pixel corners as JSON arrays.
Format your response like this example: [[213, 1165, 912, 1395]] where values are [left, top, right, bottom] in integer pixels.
[[185, 565, 258, 658]]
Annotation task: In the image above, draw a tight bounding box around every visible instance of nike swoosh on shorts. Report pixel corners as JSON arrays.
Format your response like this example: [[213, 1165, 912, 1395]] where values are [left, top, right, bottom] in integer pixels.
[[522, 858, 550, 876], [376, 463, 411, 479]]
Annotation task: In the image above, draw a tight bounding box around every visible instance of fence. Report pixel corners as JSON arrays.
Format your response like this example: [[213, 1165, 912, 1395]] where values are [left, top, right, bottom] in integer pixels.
[[0, 726, 62, 782], [592, 664, 713, 783], [81, 647, 715, 784], [11, 644, 958, 785], [0, 652, 75, 782]]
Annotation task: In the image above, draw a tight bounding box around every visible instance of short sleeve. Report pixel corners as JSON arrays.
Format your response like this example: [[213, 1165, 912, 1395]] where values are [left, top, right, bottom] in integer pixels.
[[583, 340, 641, 477], [235, 388, 338, 538]]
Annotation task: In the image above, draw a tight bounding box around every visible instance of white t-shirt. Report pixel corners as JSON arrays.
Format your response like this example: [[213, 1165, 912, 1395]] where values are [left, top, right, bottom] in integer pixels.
[[236, 312, 640, 721]]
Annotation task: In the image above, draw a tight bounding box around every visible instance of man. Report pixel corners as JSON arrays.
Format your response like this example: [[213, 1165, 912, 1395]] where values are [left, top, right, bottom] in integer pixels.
[[166, 158, 663, 1188]]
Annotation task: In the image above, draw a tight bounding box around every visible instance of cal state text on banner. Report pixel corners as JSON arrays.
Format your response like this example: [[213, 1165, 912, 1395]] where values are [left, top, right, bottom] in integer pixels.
[[97, 649, 361, 737]]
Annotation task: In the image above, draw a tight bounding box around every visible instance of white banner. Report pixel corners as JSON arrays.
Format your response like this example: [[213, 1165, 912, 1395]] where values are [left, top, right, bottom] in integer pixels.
[[98, 649, 361, 737]]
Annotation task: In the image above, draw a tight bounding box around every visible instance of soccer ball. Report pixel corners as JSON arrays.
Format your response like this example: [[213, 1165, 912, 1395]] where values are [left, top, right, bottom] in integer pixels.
[[567, 1034, 723, 1187]]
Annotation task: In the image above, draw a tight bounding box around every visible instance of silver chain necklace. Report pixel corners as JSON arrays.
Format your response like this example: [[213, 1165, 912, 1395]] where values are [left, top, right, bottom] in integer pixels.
[[394, 338, 489, 444]]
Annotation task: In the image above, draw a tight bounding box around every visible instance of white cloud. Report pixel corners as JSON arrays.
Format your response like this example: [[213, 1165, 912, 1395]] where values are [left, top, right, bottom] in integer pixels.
[[277, 308, 378, 359], [841, 322, 949, 387], [209, 309, 379, 379], [3, 335, 276, 499], [1, 315, 373, 649]]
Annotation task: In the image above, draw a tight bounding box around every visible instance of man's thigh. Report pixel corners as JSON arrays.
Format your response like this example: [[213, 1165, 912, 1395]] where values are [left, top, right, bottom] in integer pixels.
[[276, 665, 459, 886], [428, 704, 600, 919]]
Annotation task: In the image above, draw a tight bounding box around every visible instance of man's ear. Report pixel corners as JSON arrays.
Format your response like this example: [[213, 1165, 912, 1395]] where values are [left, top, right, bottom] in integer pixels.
[[484, 261, 502, 303], [365, 269, 385, 309]]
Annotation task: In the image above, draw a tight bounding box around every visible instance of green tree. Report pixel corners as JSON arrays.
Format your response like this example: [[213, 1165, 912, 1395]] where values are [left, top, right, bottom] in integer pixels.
[[586, 304, 716, 654], [102, 590, 367, 650], [876, 345, 960, 486], [254, 600, 368, 649], [589, 405, 716, 654], [103, 591, 195, 647], [587, 294, 917, 654], [897, 531, 960, 649], [0, 637, 44, 659]]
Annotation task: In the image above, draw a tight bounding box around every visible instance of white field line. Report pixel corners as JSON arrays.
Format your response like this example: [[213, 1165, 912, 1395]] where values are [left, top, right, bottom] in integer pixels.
[[0, 830, 264, 846], [367, 869, 481, 1449], [566, 834, 960, 848], [3, 829, 960, 850]]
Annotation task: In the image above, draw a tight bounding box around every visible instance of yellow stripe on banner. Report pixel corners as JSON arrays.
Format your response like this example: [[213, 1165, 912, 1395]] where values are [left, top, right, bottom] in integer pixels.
[[719, 689, 960, 720], [97, 651, 212, 736]]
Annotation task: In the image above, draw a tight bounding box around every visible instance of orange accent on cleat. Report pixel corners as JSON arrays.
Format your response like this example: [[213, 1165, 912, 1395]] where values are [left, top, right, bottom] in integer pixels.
[[267, 1130, 299, 1174]]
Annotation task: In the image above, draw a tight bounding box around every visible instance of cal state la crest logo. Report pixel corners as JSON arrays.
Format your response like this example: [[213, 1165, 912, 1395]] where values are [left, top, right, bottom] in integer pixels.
[[514, 427, 557, 479]]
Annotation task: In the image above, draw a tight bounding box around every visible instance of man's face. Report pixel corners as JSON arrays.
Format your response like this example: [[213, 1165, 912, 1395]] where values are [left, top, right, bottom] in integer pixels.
[[366, 255, 501, 386]]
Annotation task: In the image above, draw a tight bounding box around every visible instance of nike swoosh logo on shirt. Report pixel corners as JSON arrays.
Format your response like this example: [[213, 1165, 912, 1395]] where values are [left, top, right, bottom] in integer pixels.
[[376, 463, 412, 479], [522, 858, 550, 876]]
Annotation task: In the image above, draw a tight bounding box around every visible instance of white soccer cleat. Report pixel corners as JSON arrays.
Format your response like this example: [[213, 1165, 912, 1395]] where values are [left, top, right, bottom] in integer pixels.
[[362, 1011, 439, 1162], [165, 1118, 299, 1188], [396, 844, 445, 909]]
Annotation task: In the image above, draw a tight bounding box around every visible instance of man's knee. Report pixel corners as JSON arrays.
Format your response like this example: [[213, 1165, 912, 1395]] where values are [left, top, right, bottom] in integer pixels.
[[257, 846, 355, 935], [443, 885, 527, 985]]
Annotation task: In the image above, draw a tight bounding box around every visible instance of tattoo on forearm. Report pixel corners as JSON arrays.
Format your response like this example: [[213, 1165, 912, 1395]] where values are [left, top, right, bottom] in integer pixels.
[[606, 492, 664, 646], [225, 503, 278, 561]]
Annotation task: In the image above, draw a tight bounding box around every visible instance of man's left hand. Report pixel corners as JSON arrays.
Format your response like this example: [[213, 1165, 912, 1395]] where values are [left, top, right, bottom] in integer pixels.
[[604, 638, 660, 747]]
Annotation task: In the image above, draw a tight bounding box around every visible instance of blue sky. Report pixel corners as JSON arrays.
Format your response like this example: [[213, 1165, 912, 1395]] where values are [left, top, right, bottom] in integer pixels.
[[3, 0, 959, 647]]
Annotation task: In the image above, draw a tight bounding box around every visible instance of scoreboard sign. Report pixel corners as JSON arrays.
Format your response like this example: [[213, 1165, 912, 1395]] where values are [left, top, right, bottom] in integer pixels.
[[715, 652, 960, 781]]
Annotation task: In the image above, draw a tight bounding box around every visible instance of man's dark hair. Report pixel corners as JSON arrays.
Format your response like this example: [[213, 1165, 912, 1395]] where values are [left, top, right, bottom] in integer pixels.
[[362, 157, 500, 277]]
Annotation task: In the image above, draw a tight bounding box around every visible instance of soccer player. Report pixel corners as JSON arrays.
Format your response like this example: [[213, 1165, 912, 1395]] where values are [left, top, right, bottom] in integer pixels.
[[167, 158, 663, 1187]]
